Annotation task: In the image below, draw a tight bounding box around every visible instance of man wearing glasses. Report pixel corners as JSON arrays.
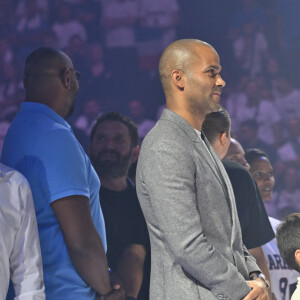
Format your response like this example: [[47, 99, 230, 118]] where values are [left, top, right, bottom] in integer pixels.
[[1, 47, 124, 300]]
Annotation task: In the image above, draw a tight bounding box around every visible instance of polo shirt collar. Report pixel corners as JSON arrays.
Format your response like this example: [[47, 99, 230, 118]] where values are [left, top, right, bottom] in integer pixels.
[[20, 102, 71, 130]]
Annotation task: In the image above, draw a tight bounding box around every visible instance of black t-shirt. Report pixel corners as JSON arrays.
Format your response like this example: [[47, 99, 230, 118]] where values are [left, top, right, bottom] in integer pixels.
[[100, 178, 149, 270], [223, 159, 275, 249], [100, 178, 150, 300]]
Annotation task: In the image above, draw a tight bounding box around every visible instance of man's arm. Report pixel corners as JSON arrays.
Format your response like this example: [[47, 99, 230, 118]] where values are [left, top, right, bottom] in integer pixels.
[[137, 138, 251, 299], [249, 247, 272, 298], [10, 177, 45, 298], [117, 244, 146, 299], [51, 195, 124, 299]]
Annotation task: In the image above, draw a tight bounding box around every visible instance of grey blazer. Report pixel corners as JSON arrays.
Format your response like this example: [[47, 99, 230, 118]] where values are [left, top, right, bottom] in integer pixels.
[[136, 109, 260, 300]]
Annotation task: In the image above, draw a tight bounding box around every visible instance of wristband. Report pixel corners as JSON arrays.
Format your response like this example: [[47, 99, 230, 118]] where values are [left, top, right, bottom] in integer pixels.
[[250, 272, 270, 289]]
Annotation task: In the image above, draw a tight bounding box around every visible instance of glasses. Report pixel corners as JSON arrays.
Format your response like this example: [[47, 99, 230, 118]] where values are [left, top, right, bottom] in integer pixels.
[[64, 68, 81, 81]]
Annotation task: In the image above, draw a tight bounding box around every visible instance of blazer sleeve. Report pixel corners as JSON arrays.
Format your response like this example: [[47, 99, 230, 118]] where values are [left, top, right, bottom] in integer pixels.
[[138, 138, 251, 299]]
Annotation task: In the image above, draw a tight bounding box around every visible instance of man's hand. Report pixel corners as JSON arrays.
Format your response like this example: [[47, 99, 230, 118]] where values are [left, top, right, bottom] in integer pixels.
[[97, 270, 126, 300], [243, 279, 269, 300], [97, 287, 126, 300]]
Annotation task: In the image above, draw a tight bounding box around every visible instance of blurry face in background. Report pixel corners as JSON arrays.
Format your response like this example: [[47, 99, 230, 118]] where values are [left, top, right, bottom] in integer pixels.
[[249, 156, 275, 202], [283, 168, 299, 191], [225, 139, 250, 170]]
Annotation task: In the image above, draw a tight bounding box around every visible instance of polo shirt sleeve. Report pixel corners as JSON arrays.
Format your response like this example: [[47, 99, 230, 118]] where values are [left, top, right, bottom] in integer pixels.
[[35, 128, 90, 203]]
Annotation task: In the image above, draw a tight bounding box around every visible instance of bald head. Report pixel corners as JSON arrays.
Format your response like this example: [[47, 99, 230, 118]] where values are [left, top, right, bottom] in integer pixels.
[[23, 47, 79, 118], [159, 39, 215, 92], [24, 47, 71, 89], [225, 138, 250, 170]]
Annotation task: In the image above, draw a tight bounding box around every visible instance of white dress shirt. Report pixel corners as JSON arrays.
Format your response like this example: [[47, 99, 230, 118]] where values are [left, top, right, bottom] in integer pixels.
[[0, 163, 45, 299]]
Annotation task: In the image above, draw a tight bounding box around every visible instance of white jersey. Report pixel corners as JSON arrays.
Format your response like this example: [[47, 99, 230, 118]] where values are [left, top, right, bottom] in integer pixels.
[[262, 217, 299, 300]]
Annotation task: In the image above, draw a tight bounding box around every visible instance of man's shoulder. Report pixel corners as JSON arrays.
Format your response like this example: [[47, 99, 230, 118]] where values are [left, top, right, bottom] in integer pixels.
[[223, 159, 251, 179], [0, 163, 29, 185], [143, 111, 196, 148]]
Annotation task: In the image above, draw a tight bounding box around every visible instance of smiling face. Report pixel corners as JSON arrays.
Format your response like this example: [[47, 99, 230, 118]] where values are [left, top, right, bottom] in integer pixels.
[[249, 156, 275, 202], [185, 45, 226, 115]]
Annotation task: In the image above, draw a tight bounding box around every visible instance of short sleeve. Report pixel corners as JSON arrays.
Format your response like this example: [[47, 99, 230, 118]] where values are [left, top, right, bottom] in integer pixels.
[[35, 129, 89, 203]]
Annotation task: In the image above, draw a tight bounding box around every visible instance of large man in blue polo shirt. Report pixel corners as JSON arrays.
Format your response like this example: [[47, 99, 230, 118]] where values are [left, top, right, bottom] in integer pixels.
[[1, 47, 124, 300]]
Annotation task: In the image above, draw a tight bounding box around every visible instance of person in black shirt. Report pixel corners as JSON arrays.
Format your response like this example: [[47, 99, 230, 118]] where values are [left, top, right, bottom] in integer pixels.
[[202, 109, 275, 298], [90, 112, 149, 300]]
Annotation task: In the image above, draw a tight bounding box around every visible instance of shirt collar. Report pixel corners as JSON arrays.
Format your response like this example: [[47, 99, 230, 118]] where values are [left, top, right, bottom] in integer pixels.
[[20, 102, 72, 130]]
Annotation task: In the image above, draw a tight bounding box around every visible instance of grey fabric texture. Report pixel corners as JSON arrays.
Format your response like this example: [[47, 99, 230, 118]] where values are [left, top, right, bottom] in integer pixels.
[[136, 109, 260, 300]]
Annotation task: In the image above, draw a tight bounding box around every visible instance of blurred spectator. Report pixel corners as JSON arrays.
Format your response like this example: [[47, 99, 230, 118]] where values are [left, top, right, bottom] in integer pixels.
[[0, 38, 14, 66], [276, 0, 300, 53], [15, 0, 47, 56], [231, 0, 266, 32], [224, 75, 248, 132], [260, 0, 284, 60], [128, 100, 155, 143], [275, 77, 300, 121], [233, 21, 269, 77], [266, 57, 281, 98], [277, 167, 300, 219], [16, 0, 48, 20], [277, 118, 300, 169], [233, 80, 282, 146], [246, 149, 299, 300], [101, 0, 139, 101], [42, 29, 59, 48], [52, 3, 87, 49], [0, 62, 23, 104], [75, 0, 102, 42], [238, 119, 277, 163], [64, 34, 89, 73], [137, 0, 178, 74], [85, 43, 112, 102], [74, 98, 102, 136]]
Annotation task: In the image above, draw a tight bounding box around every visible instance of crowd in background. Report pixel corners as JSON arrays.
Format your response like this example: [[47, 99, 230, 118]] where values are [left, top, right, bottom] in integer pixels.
[[0, 0, 299, 220]]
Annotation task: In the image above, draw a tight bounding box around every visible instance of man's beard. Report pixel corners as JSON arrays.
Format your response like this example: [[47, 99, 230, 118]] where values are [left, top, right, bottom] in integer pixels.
[[66, 80, 78, 117], [91, 149, 133, 179]]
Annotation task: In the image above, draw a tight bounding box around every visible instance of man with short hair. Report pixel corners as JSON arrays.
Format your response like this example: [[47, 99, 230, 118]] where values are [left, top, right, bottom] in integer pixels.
[[136, 39, 269, 299], [1, 47, 124, 299], [90, 112, 149, 300], [202, 118, 274, 299], [276, 213, 300, 300], [0, 163, 45, 299]]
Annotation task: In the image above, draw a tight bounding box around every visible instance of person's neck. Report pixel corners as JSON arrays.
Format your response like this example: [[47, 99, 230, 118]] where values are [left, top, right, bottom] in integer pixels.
[[100, 176, 128, 192], [166, 104, 204, 131]]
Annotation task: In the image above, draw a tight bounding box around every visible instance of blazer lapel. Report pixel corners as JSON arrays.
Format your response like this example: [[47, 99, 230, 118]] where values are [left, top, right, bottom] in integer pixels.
[[160, 109, 239, 243], [160, 109, 232, 206]]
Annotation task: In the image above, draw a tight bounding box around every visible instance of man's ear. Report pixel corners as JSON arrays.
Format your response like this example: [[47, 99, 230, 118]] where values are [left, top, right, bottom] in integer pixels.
[[171, 69, 185, 90], [62, 69, 71, 89], [220, 132, 227, 146], [131, 146, 140, 164], [295, 249, 300, 267]]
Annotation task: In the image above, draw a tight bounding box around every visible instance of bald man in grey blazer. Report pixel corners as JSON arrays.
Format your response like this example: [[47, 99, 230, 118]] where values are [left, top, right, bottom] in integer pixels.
[[136, 39, 269, 300]]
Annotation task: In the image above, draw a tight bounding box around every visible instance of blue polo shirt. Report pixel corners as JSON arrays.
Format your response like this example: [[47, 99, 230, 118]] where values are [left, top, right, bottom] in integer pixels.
[[1, 102, 107, 299]]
